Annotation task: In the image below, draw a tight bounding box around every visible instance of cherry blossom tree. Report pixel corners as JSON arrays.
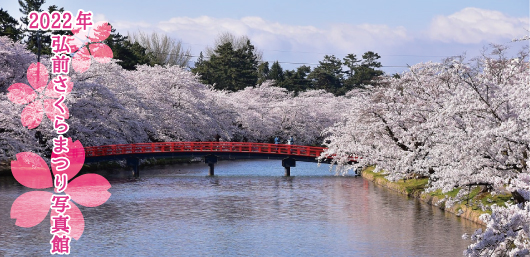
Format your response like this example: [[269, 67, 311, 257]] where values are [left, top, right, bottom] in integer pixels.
[[321, 44, 529, 255], [65, 60, 150, 146], [0, 36, 36, 92], [322, 45, 529, 186], [465, 173, 530, 256], [122, 64, 236, 142], [225, 82, 345, 144], [0, 36, 45, 162]]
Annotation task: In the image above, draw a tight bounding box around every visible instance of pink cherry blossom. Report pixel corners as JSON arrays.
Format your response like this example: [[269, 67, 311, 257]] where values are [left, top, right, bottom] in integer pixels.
[[10, 139, 111, 240], [6, 63, 71, 129], [68, 21, 113, 73]]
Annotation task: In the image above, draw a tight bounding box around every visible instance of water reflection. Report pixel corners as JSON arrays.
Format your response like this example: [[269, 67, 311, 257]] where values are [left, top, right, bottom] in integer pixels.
[[0, 160, 480, 256]]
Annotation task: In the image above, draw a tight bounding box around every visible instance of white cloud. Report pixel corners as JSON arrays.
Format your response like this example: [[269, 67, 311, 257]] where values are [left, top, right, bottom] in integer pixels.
[[428, 7, 529, 44], [106, 9, 528, 71], [156, 16, 410, 56], [92, 14, 108, 24], [112, 20, 151, 30]]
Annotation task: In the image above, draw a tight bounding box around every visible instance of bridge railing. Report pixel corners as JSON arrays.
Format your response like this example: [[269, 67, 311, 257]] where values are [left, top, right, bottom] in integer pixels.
[[84, 142, 326, 158]]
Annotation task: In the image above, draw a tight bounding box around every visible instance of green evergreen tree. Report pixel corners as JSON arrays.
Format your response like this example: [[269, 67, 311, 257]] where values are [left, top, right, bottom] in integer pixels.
[[18, 0, 45, 55], [361, 51, 382, 68], [257, 61, 269, 84], [236, 40, 259, 89], [343, 53, 361, 91], [350, 51, 383, 87], [307, 55, 344, 95], [268, 61, 284, 84], [18, 1, 70, 56], [0, 8, 22, 41], [282, 65, 312, 94], [192, 40, 258, 91], [343, 54, 360, 79]]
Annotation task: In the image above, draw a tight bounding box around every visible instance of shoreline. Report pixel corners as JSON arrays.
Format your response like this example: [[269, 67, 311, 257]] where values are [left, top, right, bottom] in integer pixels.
[[0, 157, 201, 177], [360, 167, 488, 226], [1, 157, 502, 227]]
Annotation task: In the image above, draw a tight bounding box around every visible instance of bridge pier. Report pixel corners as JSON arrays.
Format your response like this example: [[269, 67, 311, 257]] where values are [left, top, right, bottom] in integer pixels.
[[282, 157, 296, 177], [208, 163, 215, 176], [126, 157, 140, 177], [204, 154, 218, 176]]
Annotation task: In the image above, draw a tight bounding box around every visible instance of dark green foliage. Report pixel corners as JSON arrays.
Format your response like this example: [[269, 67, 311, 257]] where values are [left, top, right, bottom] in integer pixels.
[[307, 51, 384, 95], [255, 61, 312, 94], [257, 61, 269, 84], [192, 40, 258, 91], [0, 8, 22, 41], [191, 32, 384, 95], [307, 55, 344, 95], [280, 65, 312, 93], [18, 0, 45, 26], [18, 1, 72, 56], [18, 0, 45, 55], [351, 51, 384, 86], [268, 61, 284, 82], [249, 51, 384, 96]]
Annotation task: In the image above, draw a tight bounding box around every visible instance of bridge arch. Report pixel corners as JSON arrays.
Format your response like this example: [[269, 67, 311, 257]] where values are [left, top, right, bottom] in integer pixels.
[[83, 142, 337, 177]]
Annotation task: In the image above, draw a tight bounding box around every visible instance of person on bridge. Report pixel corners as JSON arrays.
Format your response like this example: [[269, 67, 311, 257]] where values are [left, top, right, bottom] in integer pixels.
[[288, 136, 294, 145], [274, 136, 280, 144]]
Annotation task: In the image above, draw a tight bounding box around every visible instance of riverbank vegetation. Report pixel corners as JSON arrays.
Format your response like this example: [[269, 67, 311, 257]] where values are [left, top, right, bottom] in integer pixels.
[[361, 166, 514, 224], [1, 2, 529, 253], [322, 44, 530, 256]]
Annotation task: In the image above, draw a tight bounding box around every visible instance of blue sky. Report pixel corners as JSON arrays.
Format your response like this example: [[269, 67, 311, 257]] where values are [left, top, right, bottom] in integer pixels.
[[3, 0, 529, 74]]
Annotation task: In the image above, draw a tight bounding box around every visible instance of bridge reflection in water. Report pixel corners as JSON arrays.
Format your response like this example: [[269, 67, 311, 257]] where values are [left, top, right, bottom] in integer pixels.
[[83, 142, 354, 177]]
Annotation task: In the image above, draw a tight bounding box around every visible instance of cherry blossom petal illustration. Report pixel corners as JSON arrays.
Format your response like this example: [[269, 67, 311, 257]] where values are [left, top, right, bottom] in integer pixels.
[[44, 99, 69, 121], [11, 152, 53, 189], [52, 138, 85, 179], [89, 43, 113, 63], [66, 174, 111, 207], [20, 100, 43, 129], [27, 62, 49, 92], [11, 191, 53, 227], [67, 36, 83, 54], [67, 28, 89, 54], [72, 47, 91, 73], [50, 202, 85, 240], [88, 21, 111, 42], [45, 76, 73, 98], [7, 83, 37, 104]]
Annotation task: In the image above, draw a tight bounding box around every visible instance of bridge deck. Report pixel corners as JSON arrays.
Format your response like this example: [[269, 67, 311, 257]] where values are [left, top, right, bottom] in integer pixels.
[[84, 142, 332, 163]]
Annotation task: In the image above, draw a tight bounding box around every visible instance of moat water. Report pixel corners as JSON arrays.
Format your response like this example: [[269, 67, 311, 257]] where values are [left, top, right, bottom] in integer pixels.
[[0, 159, 481, 256]]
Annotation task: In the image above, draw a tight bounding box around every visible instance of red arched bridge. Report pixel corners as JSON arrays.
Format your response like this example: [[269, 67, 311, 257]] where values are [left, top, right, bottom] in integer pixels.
[[84, 142, 357, 177]]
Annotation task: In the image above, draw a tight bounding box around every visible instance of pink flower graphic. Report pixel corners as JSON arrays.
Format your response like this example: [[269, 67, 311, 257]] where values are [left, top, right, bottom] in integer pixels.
[[68, 21, 113, 73], [7, 63, 72, 129], [10, 138, 111, 240]]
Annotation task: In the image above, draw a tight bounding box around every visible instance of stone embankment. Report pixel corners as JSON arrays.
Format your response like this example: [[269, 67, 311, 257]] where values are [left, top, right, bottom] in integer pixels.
[[361, 168, 486, 226]]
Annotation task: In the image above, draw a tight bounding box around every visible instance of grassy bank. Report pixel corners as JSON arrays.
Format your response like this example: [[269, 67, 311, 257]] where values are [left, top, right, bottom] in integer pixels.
[[361, 167, 513, 226]]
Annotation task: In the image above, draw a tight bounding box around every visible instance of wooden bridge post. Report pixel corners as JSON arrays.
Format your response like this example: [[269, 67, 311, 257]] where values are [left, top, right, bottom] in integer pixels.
[[282, 157, 296, 176], [126, 157, 140, 177], [208, 163, 215, 176], [204, 154, 218, 176]]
